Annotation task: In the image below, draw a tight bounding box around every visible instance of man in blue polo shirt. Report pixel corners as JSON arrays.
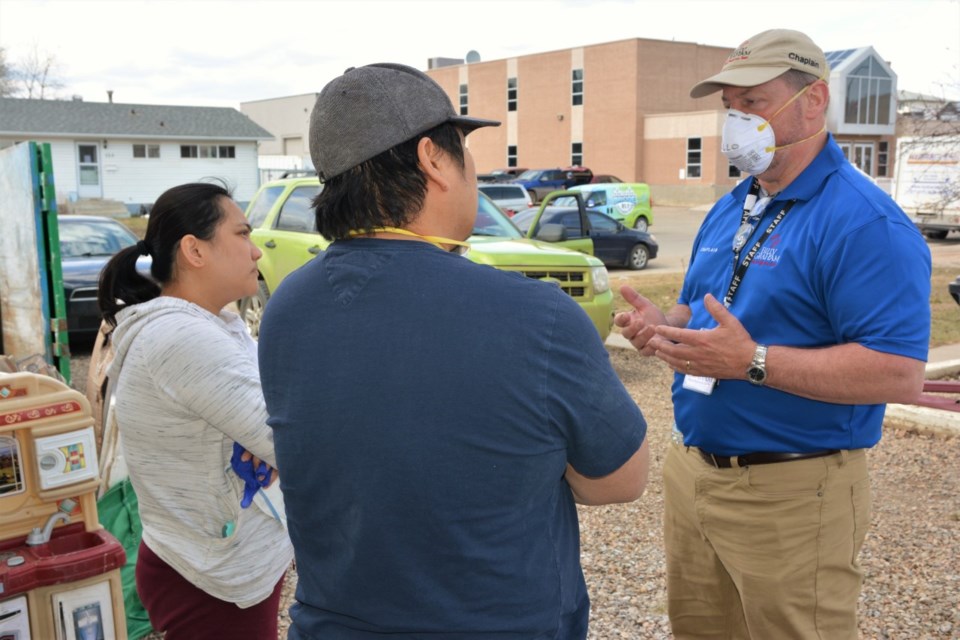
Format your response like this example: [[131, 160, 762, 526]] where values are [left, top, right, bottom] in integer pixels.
[[615, 29, 930, 638]]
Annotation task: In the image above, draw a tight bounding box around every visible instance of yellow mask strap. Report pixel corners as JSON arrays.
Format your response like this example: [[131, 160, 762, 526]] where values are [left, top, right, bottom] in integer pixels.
[[349, 226, 469, 251], [757, 70, 827, 135], [759, 71, 828, 153], [765, 125, 827, 154]]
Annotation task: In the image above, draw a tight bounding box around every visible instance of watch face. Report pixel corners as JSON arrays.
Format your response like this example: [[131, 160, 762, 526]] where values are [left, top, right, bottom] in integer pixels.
[[748, 366, 766, 384]]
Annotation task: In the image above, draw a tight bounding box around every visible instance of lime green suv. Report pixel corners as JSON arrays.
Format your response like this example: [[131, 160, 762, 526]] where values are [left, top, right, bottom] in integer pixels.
[[240, 176, 613, 339]]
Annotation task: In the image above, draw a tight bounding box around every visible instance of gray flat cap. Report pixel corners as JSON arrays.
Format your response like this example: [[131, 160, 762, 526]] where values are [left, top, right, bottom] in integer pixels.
[[309, 63, 500, 180]]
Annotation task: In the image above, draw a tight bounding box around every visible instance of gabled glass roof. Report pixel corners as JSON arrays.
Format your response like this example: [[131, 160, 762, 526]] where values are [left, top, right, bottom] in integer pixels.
[[825, 49, 858, 66]]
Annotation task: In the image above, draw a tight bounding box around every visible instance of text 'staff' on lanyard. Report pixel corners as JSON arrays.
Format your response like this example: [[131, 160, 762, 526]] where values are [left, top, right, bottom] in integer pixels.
[[723, 198, 796, 308]]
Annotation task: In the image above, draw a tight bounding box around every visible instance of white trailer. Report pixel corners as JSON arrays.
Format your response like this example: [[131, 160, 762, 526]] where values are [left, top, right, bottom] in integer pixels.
[[894, 136, 960, 239]]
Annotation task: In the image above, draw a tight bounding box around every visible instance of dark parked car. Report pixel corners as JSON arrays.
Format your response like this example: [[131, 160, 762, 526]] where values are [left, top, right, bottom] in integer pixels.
[[950, 276, 960, 305], [58, 215, 151, 339], [513, 167, 593, 203], [512, 206, 658, 270], [589, 174, 624, 183], [477, 167, 528, 182]]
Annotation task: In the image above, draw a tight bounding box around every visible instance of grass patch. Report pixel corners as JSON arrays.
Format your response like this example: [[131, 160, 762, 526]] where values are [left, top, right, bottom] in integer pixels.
[[930, 267, 960, 348], [609, 268, 960, 349]]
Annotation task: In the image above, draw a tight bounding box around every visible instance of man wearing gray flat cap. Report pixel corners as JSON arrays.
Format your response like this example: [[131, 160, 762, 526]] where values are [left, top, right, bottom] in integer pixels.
[[258, 62, 649, 638], [616, 29, 931, 638]]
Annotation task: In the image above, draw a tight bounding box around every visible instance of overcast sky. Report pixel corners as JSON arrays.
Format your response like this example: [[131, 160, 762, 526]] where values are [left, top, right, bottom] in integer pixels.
[[1, 0, 958, 108]]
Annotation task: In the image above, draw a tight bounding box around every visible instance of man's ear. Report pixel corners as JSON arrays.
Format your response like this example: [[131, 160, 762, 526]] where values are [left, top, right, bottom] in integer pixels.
[[418, 136, 451, 192], [804, 80, 829, 119], [178, 234, 206, 268]]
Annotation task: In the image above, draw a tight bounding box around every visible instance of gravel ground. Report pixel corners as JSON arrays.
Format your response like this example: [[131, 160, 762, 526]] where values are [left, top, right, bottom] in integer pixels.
[[69, 346, 959, 639]]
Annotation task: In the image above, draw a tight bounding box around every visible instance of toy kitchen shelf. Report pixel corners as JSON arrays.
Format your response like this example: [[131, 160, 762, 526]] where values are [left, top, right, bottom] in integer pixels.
[[0, 371, 126, 640]]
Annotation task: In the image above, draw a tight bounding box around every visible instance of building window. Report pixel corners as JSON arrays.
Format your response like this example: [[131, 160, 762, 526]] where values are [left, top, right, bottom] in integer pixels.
[[507, 145, 517, 168], [853, 142, 874, 176], [877, 141, 889, 177], [459, 84, 468, 116], [686, 138, 702, 178], [133, 144, 160, 159], [728, 162, 741, 179], [181, 144, 236, 159], [572, 69, 583, 106], [844, 55, 893, 125], [507, 77, 517, 112], [572, 142, 583, 166]]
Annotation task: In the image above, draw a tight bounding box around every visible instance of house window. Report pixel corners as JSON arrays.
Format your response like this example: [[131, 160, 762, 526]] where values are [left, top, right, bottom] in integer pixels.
[[459, 84, 468, 116], [686, 138, 702, 178], [181, 144, 236, 159], [728, 162, 741, 179], [877, 141, 889, 177], [507, 145, 517, 168], [571, 142, 583, 166], [507, 77, 517, 112], [572, 69, 583, 106], [132, 144, 160, 159], [844, 55, 893, 125]]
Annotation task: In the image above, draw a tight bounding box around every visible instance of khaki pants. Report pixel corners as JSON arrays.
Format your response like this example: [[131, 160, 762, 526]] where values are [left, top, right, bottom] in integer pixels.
[[663, 443, 871, 640]]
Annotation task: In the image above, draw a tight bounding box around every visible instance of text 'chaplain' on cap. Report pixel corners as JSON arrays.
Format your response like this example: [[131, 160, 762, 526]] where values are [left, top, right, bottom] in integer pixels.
[[690, 29, 830, 99], [309, 63, 500, 180]]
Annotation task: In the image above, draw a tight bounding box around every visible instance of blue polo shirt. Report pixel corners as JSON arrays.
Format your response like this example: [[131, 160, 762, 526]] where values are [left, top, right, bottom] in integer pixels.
[[675, 134, 931, 456]]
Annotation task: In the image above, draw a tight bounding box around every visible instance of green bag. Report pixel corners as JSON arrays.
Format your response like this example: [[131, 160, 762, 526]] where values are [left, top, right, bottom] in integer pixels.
[[97, 478, 154, 640]]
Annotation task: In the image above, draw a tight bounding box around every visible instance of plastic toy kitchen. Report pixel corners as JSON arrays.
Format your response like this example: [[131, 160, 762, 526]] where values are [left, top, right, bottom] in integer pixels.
[[0, 370, 126, 640]]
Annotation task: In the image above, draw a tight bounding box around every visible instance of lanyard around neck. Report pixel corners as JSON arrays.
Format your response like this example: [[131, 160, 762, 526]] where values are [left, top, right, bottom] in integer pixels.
[[724, 180, 796, 307]]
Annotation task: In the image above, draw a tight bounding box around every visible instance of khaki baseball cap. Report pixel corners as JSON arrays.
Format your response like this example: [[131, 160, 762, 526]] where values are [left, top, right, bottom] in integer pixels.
[[690, 29, 829, 99]]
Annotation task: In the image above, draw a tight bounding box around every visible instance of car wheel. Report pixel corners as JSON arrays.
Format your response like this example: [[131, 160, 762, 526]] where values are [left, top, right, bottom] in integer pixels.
[[239, 280, 270, 338], [628, 244, 649, 270], [633, 217, 649, 233], [925, 229, 949, 240]]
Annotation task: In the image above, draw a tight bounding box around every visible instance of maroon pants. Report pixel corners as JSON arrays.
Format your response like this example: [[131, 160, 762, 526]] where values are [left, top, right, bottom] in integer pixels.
[[136, 541, 285, 640]]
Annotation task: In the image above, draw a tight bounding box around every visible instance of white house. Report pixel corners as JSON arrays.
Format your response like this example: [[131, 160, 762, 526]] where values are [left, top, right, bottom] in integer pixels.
[[0, 97, 273, 212]]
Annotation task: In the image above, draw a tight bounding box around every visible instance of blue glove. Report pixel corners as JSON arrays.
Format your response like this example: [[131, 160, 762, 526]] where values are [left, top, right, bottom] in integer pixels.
[[231, 442, 271, 509]]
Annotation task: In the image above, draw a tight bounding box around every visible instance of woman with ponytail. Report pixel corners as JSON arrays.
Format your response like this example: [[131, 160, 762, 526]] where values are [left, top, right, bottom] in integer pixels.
[[98, 181, 292, 639]]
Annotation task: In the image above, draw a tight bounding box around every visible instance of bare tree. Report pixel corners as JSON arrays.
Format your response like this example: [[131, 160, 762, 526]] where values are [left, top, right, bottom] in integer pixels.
[[13, 45, 64, 99], [0, 47, 14, 97]]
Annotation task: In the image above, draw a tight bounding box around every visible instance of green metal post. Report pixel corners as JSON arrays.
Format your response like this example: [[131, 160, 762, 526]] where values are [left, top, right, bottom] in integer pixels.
[[36, 142, 71, 383]]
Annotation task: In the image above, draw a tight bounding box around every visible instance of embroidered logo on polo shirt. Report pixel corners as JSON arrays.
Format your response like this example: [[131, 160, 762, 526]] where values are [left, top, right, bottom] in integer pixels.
[[754, 233, 783, 267]]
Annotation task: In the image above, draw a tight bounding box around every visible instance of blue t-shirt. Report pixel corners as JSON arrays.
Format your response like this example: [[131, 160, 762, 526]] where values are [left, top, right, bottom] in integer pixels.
[[258, 238, 646, 638], [676, 134, 931, 456]]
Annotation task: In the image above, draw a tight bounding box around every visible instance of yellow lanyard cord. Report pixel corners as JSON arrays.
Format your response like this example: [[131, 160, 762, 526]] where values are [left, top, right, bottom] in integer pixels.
[[348, 226, 469, 251]]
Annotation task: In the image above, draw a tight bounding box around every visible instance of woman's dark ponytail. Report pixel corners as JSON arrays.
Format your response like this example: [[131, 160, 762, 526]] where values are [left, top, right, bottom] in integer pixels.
[[98, 246, 161, 326], [98, 181, 231, 326]]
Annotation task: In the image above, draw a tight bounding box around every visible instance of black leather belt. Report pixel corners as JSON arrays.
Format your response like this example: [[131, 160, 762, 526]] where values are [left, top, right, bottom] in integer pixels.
[[697, 448, 840, 468]]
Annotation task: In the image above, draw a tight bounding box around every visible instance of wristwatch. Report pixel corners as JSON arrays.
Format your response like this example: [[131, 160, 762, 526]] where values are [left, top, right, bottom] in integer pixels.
[[746, 344, 768, 386]]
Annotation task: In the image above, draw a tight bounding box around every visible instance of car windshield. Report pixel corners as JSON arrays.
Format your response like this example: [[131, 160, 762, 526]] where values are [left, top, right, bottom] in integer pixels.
[[59, 218, 138, 258], [552, 196, 578, 206], [510, 209, 538, 234], [472, 194, 522, 238], [515, 170, 541, 181]]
